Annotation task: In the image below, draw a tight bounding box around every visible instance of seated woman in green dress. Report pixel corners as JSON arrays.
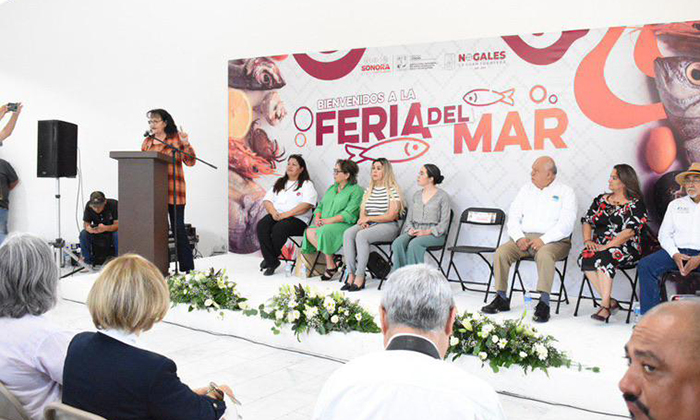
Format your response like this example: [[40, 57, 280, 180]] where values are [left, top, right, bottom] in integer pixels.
[[302, 159, 364, 280]]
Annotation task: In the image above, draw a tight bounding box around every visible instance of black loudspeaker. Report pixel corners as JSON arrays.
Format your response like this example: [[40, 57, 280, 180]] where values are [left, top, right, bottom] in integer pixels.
[[37, 120, 78, 178]]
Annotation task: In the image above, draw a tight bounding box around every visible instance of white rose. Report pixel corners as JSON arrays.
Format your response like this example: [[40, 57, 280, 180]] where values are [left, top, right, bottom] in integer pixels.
[[479, 352, 488, 361], [331, 315, 339, 324], [324, 297, 336, 314], [204, 299, 214, 307], [491, 335, 499, 343], [286, 312, 296, 323], [519, 351, 527, 358], [293, 310, 301, 320], [355, 313, 362, 322], [275, 310, 284, 320], [449, 336, 459, 346]]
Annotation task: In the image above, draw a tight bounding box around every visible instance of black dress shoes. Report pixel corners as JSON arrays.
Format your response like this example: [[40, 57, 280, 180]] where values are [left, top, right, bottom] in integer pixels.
[[263, 260, 281, 276], [533, 301, 550, 323], [481, 295, 511, 314]]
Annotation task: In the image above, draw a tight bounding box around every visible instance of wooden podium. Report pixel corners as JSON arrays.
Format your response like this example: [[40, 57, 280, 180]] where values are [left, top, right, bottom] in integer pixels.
[[110, 151, 170, 274]]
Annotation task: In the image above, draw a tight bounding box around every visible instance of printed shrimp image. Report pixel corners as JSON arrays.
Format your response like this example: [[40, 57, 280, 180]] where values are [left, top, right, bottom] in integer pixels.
[[463, 88, 515, 107], [345, 138, 430, 164]]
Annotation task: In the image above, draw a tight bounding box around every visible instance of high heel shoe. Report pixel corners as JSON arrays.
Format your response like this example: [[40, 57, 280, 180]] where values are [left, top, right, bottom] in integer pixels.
[[348, 279, 366, 292], [321, 265, 340, 281], [591, 306, 611, 323], [610, 298, 621, 315], [340, 282, 351, 291]]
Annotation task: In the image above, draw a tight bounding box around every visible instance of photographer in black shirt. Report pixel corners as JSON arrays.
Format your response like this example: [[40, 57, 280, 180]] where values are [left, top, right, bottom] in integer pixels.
[[79, 191, 118, 266]]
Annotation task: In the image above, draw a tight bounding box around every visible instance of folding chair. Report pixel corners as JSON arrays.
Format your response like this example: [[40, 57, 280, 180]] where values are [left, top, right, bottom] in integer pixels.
[[44, 402, 106, 420], [444, 208, 506, 301], [425, 209, 455, 277], [574, 263, 639, 324], [508, 236, 572, 315], [0, 382, 30, 420]]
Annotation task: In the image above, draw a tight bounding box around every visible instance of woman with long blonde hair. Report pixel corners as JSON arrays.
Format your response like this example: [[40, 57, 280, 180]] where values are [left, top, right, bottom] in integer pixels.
[[342, 158, 403, 291]]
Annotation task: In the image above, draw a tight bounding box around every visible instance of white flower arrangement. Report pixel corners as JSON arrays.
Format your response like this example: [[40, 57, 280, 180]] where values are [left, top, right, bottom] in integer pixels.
[[249, 284, 381, 339], [448, 311, 599, 374], [168, 269, 248, 315]]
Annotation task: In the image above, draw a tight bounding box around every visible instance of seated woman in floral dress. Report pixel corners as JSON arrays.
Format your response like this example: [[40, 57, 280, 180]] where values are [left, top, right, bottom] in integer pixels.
[[578, 164, 648, 323]]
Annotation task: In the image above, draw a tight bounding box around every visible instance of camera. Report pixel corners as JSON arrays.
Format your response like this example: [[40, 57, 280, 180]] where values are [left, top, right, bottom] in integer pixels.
[[6, 103, 19, 112]]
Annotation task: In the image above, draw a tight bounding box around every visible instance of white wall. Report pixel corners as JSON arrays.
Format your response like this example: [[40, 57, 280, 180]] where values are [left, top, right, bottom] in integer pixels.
[[0, 0, 698, 256]]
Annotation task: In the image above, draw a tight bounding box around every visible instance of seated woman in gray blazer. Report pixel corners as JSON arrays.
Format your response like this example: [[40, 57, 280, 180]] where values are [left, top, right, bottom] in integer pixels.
[[392, 164, 451, 270], [62, 254, 235, 420]]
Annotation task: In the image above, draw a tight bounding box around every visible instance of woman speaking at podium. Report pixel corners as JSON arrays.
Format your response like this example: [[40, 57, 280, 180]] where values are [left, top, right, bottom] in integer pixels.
[[141, 109, 196, 273]]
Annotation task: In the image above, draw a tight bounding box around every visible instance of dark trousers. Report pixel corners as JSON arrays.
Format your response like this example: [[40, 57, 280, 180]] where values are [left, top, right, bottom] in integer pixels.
[[79, 230, 118, 265], [256, 214, 307, 266], [638, 248, 700, 314], [169, 204, 194, 272]]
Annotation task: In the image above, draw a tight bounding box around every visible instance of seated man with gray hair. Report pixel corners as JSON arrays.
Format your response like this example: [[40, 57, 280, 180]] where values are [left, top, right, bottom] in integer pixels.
[[313, 264, 505, 420]]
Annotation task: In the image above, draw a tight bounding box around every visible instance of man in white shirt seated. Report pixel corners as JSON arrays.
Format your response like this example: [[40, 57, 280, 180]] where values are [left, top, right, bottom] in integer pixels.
[[481, 156, 576, 323], [638, 163, 700, 315], [312, 264, 505, 420]]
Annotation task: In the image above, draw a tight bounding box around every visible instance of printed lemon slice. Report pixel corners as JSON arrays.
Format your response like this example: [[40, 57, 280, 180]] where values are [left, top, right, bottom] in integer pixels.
[[229, 88, 252, 139]]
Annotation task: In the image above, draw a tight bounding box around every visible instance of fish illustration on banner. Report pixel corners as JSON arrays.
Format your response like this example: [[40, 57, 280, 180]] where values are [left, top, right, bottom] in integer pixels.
[[463, 88, 515, 107], [345, 138, 430, 164], [653, 56, 700, 163]]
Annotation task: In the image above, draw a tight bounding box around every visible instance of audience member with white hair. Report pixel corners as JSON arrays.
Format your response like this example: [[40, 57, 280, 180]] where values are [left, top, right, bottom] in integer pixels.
[[62, 254, 236, 420], [0, 233, 74, 420], [313, 264, 505, 420]]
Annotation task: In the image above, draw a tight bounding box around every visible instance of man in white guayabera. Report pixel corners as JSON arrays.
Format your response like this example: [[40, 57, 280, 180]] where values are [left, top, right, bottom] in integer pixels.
[[481, 156, 576, 323], [312, 264, 505, 420]]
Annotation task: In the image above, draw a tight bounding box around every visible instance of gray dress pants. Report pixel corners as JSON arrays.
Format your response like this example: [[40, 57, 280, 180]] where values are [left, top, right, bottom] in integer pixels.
[[343, 222, 400, 277]]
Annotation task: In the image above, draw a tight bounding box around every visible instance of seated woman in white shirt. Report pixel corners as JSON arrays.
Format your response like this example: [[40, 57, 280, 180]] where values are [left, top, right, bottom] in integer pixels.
[[342, 158, 403, 291], [62, 254, 236, 420], [0, 233, 73, 420], [256, 154, 318, 275]]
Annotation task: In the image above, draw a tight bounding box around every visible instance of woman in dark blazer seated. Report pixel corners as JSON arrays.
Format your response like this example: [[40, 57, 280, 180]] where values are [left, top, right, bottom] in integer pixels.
[[62, 254, 235, 420]]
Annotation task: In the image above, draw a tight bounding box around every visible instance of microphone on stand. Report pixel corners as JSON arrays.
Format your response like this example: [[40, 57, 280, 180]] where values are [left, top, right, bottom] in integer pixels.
[[143, 130, 153, 138]]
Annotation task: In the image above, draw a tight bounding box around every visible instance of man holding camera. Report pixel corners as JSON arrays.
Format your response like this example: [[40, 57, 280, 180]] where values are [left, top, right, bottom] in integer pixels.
[[0, 102, 22, 144], [79, 191, 119, 267]]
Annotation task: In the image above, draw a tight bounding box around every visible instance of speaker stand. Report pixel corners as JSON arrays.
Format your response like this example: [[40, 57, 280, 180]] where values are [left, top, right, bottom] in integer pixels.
[[50, 178, 91, 278]]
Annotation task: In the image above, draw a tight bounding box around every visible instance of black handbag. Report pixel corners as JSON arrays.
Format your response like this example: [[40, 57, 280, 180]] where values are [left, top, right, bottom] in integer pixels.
[[367, 251, 391, 280]]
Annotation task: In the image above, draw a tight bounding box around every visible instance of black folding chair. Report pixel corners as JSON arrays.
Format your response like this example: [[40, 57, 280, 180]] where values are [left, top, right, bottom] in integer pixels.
[[574, 263, 639, 324], [445, 208, 506, 301], [425, 209, 455, 277], [508, 236, 572, 315]]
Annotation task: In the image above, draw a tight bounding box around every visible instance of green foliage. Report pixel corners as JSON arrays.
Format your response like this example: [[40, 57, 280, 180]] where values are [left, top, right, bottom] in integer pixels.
[[168, 268, 248, 315], [447, 311, 599, 375], [254, 284, 381, 340]]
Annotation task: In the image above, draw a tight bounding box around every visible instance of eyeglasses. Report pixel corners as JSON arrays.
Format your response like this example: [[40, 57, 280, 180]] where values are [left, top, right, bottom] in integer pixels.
[[333, 169, 345, 175], [683, 178, 700, 185], [148, 119, 163, 125]]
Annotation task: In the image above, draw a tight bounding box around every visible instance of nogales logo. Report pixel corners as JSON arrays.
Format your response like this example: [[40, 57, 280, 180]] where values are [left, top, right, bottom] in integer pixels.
[[458, 51, 507, 62]]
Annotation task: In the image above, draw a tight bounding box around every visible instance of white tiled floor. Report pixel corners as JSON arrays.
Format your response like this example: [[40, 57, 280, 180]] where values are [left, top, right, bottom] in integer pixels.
[[47, 298, 623, 420]]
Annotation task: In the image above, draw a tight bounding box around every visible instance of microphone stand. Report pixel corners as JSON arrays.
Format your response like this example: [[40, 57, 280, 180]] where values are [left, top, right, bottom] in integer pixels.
[[144, 133, 217, 274]]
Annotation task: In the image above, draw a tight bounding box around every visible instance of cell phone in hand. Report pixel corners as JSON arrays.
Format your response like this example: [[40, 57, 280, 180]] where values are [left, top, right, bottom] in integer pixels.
[[7, 103, 19, 112]]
